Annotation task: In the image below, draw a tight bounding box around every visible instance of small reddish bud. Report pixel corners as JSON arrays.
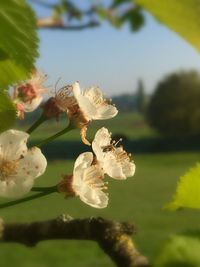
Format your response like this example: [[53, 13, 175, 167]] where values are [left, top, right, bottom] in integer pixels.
[[42, 97, 64, 120], [16, 102, 25, 119], [57, 174, 76, 198]]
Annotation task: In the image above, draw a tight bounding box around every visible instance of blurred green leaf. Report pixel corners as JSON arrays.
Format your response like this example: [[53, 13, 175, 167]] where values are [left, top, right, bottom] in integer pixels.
[[166, 163, 200, 210], [111, 0, 131, 8], [154, 235, 200, 267], [0, 92, 16, 132], [121, 7, 145, 31], [135, 0, 200, 51], [0, 0, 39, 89], [60, 0, 82, 20], [96, 7, 108, 20], [96, 7, 122, 28], [52, 5, 64, 20], [108, 15, 122, 28]]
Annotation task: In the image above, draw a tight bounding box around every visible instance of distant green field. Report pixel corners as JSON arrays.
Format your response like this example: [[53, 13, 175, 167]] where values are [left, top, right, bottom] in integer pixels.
[[1, 152, 200, 266]]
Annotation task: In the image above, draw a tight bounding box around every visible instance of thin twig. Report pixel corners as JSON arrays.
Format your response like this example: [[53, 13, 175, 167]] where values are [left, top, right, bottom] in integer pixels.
[[0, 187, 57, 210], [31, 0, 97, 16], [37, 19, 100, 30]]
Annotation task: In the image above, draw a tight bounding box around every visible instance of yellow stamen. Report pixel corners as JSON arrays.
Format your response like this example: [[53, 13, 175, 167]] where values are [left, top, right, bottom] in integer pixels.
[[0, 160, 18, 181]]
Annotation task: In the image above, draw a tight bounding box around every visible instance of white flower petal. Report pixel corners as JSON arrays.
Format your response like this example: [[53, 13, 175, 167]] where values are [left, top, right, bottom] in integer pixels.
[[95, 105, 118, 120], [92, 142, 103, 163], [0, 178, 34, 198], [84, 87, 102, 98], [75, 93, 97, 119], [17, 147, 47, 179], [72, 154, 108, 208], [73, 152, 94, 192], [92, 127, 111, 162], [74, 152, 94, 171], [122, 161, 136, 178], [0, 130, 29, 160], [80, 187, 108, 208], [24, 96, 43, 112], [84, 87, 118, 120], [82, 166, 108, 208], [103, 158, 126, 180], [93, 127, 111, 147], [73, 85, 97, 119], [73, 82, 81, 97]]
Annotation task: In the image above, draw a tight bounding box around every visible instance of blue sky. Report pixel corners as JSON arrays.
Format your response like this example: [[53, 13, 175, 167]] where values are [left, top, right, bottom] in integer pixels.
[[31, 1, 200, 96]]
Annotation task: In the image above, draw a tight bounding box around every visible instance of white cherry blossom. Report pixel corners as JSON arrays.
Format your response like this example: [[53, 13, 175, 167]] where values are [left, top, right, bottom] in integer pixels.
[[0, 130, 47, 198], [92, 127, 135, 180], [72, 152, 108, 208], [73, 82, 118, 121], [51, 82, 118, 145]]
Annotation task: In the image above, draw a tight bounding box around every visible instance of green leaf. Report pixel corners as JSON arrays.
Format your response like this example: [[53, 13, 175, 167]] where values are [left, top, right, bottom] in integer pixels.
[[96, 7, 109, 20], [0, 0, 39, 89], [135, 0, 200, 51], [96, 7, 122, 28], [154, 235, 200, 267], [111, 0, 131, 8], [61, 0, 82, 20], [166, 163, 200, 210], [121, 7, 145, 31], [0, 92, 16, 132]]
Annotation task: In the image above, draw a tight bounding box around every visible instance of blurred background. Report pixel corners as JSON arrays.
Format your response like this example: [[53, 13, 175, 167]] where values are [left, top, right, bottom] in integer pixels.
[[1, 1, 200, 266]]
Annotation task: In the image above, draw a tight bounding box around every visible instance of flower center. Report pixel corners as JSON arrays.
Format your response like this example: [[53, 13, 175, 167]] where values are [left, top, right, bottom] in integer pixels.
[[18, 84, 36, 102], [91, 95, 106, 107], [84, 166, 107, 191], [0, 160, 18, 181], [55, 86, 79, 114], [101, 138, 131, 163], [115, 150, 130, 163], [101, 138, 122, 152]]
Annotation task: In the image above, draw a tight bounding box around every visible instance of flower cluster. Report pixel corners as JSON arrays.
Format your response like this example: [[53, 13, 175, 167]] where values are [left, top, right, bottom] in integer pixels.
[[58, 127, 135, 208], [0, 72, 136, 210]]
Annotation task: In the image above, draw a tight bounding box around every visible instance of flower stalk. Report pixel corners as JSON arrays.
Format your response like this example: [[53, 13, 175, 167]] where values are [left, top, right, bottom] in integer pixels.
[[0, 185, 57, 210], [27, 114, 48, 134], [35, 121, 76, 147]]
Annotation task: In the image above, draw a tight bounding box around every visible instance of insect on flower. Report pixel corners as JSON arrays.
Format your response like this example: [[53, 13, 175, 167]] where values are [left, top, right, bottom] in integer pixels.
[[92, 127, 136, 180], [101, 138, 123, 152]]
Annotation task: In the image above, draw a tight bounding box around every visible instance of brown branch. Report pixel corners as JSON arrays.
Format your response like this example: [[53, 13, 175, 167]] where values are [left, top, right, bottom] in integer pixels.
[[37, 17, 100, 30], [0, 216, 149, 267], [31, 0, 97, 16]]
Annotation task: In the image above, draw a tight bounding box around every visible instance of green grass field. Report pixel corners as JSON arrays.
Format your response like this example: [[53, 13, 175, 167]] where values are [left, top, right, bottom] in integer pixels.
[[1, 152, 200, 266], [2, 113, 200, 266]]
